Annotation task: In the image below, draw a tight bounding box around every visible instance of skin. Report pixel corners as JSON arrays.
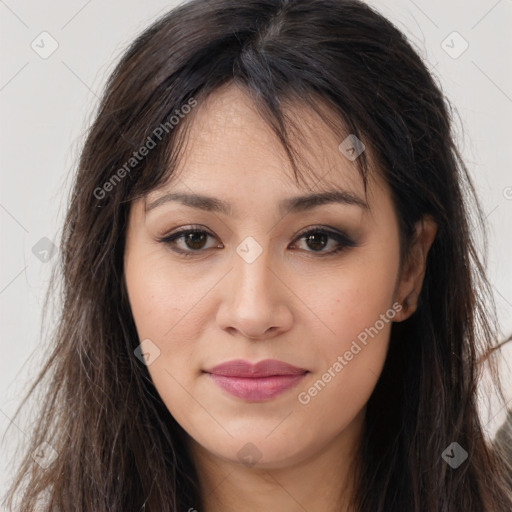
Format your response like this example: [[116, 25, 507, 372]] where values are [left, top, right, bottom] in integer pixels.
[[124, 82, 437, 512]]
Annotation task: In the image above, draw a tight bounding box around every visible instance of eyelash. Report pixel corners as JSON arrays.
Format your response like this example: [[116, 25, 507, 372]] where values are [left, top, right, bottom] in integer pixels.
[[157, 224, 357, 258]]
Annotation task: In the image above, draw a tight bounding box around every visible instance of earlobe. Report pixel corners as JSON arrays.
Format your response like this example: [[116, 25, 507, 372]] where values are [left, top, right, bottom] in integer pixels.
[[393, 215, 438, 322]]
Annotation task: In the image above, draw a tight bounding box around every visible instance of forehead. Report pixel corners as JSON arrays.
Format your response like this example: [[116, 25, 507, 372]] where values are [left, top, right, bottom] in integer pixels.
[[146, 82, 381, 209]]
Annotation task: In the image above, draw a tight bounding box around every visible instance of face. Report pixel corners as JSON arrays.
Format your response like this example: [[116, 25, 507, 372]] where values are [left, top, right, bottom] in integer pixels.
[[124, 83, 435, 470]]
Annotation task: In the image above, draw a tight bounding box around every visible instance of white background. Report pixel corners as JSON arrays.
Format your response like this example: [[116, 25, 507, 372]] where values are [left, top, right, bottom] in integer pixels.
[[1, 0, 511, 504]]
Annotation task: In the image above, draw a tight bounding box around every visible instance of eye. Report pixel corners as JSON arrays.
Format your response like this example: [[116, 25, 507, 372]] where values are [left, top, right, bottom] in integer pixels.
[[290, 227, 356, 255], [158, 226, 222, 255], [158, 225, 356, 257]]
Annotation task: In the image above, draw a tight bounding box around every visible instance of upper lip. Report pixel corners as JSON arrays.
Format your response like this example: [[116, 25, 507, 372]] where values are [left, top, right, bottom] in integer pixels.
[[204, 359, 308, 377]]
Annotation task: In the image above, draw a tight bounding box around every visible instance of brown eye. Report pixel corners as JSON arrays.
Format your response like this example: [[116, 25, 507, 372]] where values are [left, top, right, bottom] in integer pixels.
[[183, 231, 208, 250], [304, 232, 329, 251], [159, 225, 356, 258], [159, 227, 222, 255], [291, 228, 356, 256]]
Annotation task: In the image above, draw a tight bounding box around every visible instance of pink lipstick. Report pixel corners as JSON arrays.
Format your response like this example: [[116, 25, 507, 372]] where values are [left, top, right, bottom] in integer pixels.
[[204, 359, 308, 402]]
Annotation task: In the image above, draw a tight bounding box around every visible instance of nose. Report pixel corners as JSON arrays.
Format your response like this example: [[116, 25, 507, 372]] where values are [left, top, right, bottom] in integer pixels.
[[215, 243, 294, 341]]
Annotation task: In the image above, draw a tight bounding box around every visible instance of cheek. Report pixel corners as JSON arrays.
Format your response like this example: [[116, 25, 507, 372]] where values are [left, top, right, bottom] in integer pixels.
[[304, 247, 399, 360], [291, 290, 395, 457], [125, 247, 213, 342], [124, 255, 214, 439], [124, 251, 195, 381], [291, 245, 398, 423]]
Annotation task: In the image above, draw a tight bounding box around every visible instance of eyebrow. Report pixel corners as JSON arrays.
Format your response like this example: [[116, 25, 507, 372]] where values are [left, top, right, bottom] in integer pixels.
[[145, 189, 369, 215]]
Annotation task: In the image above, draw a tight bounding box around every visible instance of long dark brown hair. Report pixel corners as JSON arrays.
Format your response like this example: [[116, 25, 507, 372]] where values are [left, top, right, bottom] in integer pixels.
[[3, 0, 511, 510]]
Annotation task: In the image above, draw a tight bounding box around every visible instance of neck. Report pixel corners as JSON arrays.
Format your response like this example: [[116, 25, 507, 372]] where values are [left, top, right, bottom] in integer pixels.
[[187, 409, 364, 512]]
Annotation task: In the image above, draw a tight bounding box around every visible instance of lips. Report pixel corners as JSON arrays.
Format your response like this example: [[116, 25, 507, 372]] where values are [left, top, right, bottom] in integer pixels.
[[205, 359, 307, 377], [203, 359, 308, 402]]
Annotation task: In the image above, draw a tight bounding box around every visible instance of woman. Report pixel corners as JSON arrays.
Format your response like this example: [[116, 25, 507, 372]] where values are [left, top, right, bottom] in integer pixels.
[[3, 0, 511, 510]]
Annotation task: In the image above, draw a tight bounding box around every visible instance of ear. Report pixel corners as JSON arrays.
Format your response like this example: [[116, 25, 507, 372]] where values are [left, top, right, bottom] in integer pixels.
[[393, 214, 438, 322]]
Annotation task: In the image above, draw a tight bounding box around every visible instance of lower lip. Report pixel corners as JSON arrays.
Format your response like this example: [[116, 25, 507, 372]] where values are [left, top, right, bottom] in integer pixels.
[[207, 373, 307, 402]]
